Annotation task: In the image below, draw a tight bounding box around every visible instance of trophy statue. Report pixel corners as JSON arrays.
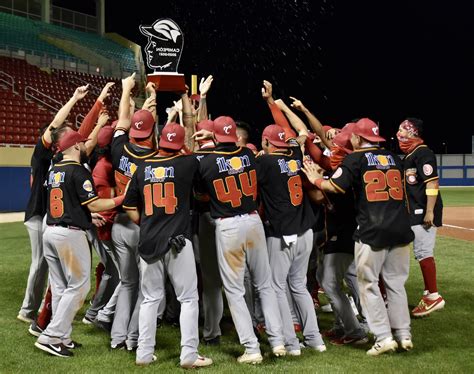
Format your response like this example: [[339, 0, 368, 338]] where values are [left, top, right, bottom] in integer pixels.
[[139, 18, 186, 92]]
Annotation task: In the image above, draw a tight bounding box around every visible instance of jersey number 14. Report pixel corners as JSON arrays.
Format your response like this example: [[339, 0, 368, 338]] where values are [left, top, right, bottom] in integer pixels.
[[143, 183, 178, 215]]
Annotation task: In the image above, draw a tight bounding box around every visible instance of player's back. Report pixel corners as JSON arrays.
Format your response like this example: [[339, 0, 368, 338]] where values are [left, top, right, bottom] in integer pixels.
[[256, 147, 315, 236], [197, 145, 258, 219], [331, 147, 414, 248]]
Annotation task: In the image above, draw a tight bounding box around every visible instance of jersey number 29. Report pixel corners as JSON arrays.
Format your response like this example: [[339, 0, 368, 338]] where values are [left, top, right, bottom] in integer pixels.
[[363, 169, 403, 202]]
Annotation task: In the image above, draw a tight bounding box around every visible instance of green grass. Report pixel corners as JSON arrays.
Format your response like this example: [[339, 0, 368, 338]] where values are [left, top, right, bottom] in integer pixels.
[[440, 187, 474, 207], [1, 222, 473, 373]]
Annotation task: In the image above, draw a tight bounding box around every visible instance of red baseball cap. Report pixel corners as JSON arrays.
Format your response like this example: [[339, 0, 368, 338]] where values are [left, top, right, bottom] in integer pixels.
[[111, 120, 118, 129], [341, 122, 356, 134], [353, 118, 385, 142], [246, 143, 258, 153], [159, 122, 185, 151], [213, 116, 238, 143], [190, 94, 201, 102], [129, 110, 155, 139], [196, 119, 214, 132], [57, 130, 87, 152], [97, 126, 114, 148], [262, 124, 289, 148], [332, 131, 353, 154]]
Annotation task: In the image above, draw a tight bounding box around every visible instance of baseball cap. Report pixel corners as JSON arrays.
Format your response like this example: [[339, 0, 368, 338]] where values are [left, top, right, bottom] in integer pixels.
[[111, 120, 118, 129], [262, 124, 289, 148], [159, 122, 185, 150], [213, 116, 238, 143], [332, 131, 353, 154], [353, 118, 385, 143], [57, 130, 87, 152], [196, 119, 214, 132], [97, 126, 114, 148], [129, 110, 155, 139], [246, 143, 258, 153]]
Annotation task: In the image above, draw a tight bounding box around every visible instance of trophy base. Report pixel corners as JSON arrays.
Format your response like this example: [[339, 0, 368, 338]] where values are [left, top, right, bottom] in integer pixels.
[[147, 73, 186, 92]]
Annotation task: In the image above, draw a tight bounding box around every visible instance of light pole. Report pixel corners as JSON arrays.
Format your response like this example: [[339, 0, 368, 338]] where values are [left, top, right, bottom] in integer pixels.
[[442, 142, 447, 154]]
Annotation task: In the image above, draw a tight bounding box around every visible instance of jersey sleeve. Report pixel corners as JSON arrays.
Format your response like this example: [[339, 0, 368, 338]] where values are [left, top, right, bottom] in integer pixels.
[[328, 156, 357, 193], [111, 133, 128, 168], [123, 172, 140, 210], [415, 147, 439, 183], [73, 166, 99, 206], [255, 156, 267, 185]]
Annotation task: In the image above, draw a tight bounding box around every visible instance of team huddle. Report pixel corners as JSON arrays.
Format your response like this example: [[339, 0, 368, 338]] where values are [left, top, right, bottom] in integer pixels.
[[16, 73, 445, 367]]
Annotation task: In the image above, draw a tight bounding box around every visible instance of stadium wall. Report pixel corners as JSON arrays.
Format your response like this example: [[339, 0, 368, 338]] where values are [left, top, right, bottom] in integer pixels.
[[0, 147, 32, 212]]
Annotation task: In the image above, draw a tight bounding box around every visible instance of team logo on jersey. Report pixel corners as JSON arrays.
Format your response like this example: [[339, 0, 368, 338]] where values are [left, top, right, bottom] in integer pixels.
[[196, 155, 205, 162], [278, 159, 301, 176], [216, 155, 251, 175], [83, 180, 93, 192], [332, 167, 343, 179], [48, 171, 65, 187], [119, 156, 138, 177], [405, 168, 417, 185], [144, 165, 175, 182], [423, 164, 433, 176], [365, 153, 396, 170]]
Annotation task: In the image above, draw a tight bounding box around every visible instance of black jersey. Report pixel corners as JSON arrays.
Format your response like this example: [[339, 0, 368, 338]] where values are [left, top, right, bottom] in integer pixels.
[[193, 148, 214, 214], [123, 154, 198, 263], [402, 145, 443, 227], [111, 133, 157, 197], [46, 160, 99, 230], [25, 137, 54, 221], [196, 145, 258, 219], [329, 147, 414, 248], [256, 147, 315, 236]]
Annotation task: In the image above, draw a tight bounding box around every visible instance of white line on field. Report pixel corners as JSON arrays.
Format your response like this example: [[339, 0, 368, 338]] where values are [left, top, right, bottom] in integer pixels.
[[443, 224, 474, 232]]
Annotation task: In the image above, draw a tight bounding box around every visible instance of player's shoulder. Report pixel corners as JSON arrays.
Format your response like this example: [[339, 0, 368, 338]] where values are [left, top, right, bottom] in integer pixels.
[[411, 144, 435, 159]]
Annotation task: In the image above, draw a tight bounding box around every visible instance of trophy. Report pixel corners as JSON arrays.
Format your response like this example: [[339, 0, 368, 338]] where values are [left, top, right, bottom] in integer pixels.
[[139, 18, 186, 92]]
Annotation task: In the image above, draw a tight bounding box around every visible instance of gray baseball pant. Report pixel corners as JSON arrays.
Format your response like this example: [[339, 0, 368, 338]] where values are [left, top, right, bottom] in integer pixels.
[[111, 213, 142, 347], [136, 239, 199, 366], [37, 226, 90, 345], [412, 225, 437, 261], [198, 212, 223, 340], [320, 252, 366, 338], [345, 260, 368, 328], [354, 241, 411, 342], [215, 213, 284, 353], [267, 229, 324, 351], [19, 215, 48, 319]]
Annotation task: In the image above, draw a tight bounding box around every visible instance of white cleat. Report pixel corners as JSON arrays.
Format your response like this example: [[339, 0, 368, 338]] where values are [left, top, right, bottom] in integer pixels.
[[272, 345, 287, 357], [181, 355, 213, 369], [237, 351, 263, 364], [367, 337, 398, 356], [398, 338, 414, 351]]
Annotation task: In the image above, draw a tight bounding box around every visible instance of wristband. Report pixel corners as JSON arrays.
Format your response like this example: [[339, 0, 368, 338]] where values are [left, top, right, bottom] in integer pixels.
[[112, 195, 125, 207], [314, 178, 325, 190], [426, 189, 439, 196]]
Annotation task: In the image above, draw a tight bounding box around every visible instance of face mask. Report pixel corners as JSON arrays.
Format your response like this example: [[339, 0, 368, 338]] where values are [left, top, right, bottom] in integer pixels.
[[397, 133, 424, 154], [330, 146, 347, 170]]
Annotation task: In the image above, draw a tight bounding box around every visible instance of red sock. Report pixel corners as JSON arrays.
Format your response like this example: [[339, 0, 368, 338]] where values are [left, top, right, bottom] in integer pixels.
[[37, 287, 52, 329], [419, 257, 438, 293], [95, 262, 105, 294]]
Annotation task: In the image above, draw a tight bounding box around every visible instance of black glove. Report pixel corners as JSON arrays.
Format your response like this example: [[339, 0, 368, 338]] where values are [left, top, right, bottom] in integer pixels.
[[169, 235, 186, 253]]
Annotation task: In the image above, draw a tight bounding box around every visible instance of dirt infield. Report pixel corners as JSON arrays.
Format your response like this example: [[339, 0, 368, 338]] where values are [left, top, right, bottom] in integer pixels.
[[438, 207, 474, 242]]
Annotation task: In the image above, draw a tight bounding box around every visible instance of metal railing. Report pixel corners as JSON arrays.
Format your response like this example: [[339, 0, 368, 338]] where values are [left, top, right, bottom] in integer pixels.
[[0, 70, 16, 93], [24, 85, 62, 112]]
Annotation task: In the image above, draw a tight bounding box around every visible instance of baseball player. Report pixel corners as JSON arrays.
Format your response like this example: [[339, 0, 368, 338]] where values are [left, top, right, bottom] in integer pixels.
[[302, 118, 415, 356], [109, 74, 157, 350], [193, 119, 224, 345], [194, 116, 285, 364], [123, 123, 212, 368], [397, 118, 445, 316], [257, 123, 326, 355], [18, 86, 90, 324], [35, 128, 125, 357]]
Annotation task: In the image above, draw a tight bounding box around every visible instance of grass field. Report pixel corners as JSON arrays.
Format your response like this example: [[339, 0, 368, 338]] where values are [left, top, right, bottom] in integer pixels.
[[1, 188, 473, 373], [440, 187, 474, 207]]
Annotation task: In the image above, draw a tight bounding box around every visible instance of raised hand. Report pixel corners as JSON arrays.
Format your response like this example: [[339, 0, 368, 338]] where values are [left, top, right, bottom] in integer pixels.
[[301, 159, 324, 185], [73, 84, 89, 100], [98, 82, 115, 102], [261, 80, 273, 102], [289, 96, 306, 112], [142, 96, 157, 112], [146, 82, 157, 95], [97, 111, 110, 127], [122, 72, 136, 91], [199, 75, 214, 98], [192, 129, 214, 141]]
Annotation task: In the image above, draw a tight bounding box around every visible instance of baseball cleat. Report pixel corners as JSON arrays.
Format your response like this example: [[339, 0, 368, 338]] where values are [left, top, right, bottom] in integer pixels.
[[411, 296, 445, 317], [63, 340, 82, 349], [294, 323, 302, 333], [203, 336, 220, 346], [321, 304, 333, 313], [136, 354, 157, 366], [366, 337, 398, 356], [398, 338, 414, 351], [17, 313, 33, 324], [330, 335, 369, 346], [237, 351, 263, 364], [35, 341, 73, 358], [28, 321, 44, 337], [322, 328, 344, 339], [272, 345, 287, 357], [287, 349, 301, 356], [110, 341, 127, 350], [82, 316, 94, 325], [181, 355, 213, 368]]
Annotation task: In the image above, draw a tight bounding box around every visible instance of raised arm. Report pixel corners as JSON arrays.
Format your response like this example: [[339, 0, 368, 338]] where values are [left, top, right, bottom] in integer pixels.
[[144, 82, 157, 121], [43, 85, 89, 145], [301, 159, 339, 194], [85, 111, 110, 156], [78, 82, 114, 138], [289, 97, 332, 149], [181, 92, 195, 151], [115, 73, 136, 132]]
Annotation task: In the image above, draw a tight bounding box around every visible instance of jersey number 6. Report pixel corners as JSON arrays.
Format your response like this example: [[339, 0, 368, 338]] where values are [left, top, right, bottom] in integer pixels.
[[50, 188, 64, 218]]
